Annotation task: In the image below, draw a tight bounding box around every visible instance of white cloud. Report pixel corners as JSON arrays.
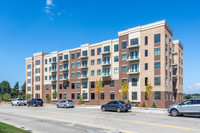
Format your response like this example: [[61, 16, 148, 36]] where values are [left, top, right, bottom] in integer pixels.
[[46, 0, 54, 6], [185, 82, 200, 94], [45, 0, 55, 14]]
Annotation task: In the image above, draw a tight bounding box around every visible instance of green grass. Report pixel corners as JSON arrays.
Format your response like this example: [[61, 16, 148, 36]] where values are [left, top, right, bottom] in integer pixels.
[[0, 122, 31, 133]]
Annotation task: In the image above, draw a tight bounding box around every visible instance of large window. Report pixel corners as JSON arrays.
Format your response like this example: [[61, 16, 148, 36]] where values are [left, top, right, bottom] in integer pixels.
[[91, 49, 95, 56], [122, 41, 127, 49], [82, 81, 88, 88], [114, 56, 119, 62], [132, 78, 137, 86], [53, 57, 56, 62], [103, 68, 110, 75], [154, 48, 161, 55], [77, 83, 80, 89], [130, 38, 138, 46], [35, 76, 40, 82], [27, 64, 31, 69], [59, 56, 62, 61], [71, 63, 75, 68], [36, 60, 40, 65], [132, 92, 137, 100], [97, 69, 101, 75], [59, 93, 62, 99], [91, 93, 95, 100], [129, 64, 139, 72], [36, 68, 40, 73], [97, 48, 101, 55], [114, 44, 119, 52], [77, 93, 80, 99], [110, 92, 115, 100], [104, 46, 110, 52], [145, 36, 148, 45], [130, 51, 138, 59], [35, 85, 40, 90], [154, 77, 161, 86], [114, 67, 119, 74], [63, 82, 67, 89], [97, 58, 101, 64], [71, 83, 75, 89], [71, 93, 75, 99], [82, 50, 88, 56], [154, 33, 161, 43], [154, 62, 161, 69], [64, 54, 68, 60], [91, 60, 95, 65], [77, 52, 80, 59], [110, 80, 114, 87], [82, 93, 88, 99], [122, 66, 127, 72], [122, 53, 127, 60], [154, 91, 161, 100], [71, 53, 75, 60], [91, 70, 95, 76], [103, 57, 110, 64], [71, 73, 75, 78], [91, 82, 95, 88]]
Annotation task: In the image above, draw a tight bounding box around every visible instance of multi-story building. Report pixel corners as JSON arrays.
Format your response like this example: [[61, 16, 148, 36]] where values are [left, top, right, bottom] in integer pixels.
[[26, 20, 183, 108]]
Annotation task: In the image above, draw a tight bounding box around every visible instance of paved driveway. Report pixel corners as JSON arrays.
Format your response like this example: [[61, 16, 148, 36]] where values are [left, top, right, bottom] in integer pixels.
[[0, 104, 200, 133]]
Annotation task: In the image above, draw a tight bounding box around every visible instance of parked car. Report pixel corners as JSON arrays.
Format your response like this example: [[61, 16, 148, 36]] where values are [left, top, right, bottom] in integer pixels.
[[11, 98, 27, 106], [56, 100, 74, 108], [27, 98, 43, 107], [168, 98, 200, 117], [101, 101, 131, 112]]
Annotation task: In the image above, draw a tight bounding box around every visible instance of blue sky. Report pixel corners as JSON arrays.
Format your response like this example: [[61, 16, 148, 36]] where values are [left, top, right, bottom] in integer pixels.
[[0, 0, 199, 94]]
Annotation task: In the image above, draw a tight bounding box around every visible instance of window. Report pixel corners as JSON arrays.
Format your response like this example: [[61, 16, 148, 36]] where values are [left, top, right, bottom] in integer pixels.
[[154, 62, 161, 69], [154, 91, 161, 100], [71, 53, 75, 60], [122, 66, 127, 72], [91, 93, 95, 100], [35, 76, 40, 82], [52, 84, 56, 90], [45, 85, 49, 90], [45, 68, 47, 72], [71, 83, 75, 89], [82, 50, 88, 57], [165, 34, 167, 44], [130, 38, 138, 46], [35, 85, 40, 90], [110, 80, 114, 87], [122, 79, 127, 85], [77, 83, 80, 89], [102, 81, 104, 88], [71, 73, 75, 78], [97, 69, 101, 75], [97, 48, 101, 55], [82, 93, 88, 99], [91, 70, 95, 76], [91, 60, 95, 65], [27, 72, 31, 76], [77, 62, 80, 68], [36, 68, 40, 73], [154, 77, 161, 86], [82, 60, 88, 67], [101, 92, 104, 100], [122, 41, 127, 49], [52, 65, 56, 71], [64, 54, 68, 60], [97, 58, 101, 64], [49, 58, 52, 63], [91, 82, 95, 88], [49, 75, 52, 80], [145, 63, 148, 70], [77, 93, 80, 99], [82, 81, 88, 88], [49, 67, 52, 72], [71, 93, 75, 99], [53, 57, 56, 62], [91, 49, 95, 56], [59, 56, 62, 61], [129, 51, 138, 59], [64, 73, 68, 79], [71, 63, 75, 68], [59, 84, 62, 89], [145, 50, 148, 57], [77, 72, 80, 77], [81, 70, 88, 77], [154, 48, 160, 55], [103, 57, 110, 64], [27, 87, 31, 91], [104, 46, 110, 52], [122, 53, 127, 60], [63, 82, 67, 89], [103, 68, 110, 75], [64, 93, 67, 99], [27, 79, 31, 84], [132, 92, 137, 100], [59, 93, 62, 99], [45, 76, 47, 80], [154, 33, 161, 43], [45, 59, 47, 64], [114, 67, 119, 74], [114, 56, 119, 62], [132, 78, 137, 86], [59, 65, 62, 71], [145, 36, 148, 45], [27, 64, 31, 69], [145, 77, 148, 86], [114, 44, 119, 52], [110, 92, 115, 100], [77, 52, 80, 59], [36, 60, 40, 65]]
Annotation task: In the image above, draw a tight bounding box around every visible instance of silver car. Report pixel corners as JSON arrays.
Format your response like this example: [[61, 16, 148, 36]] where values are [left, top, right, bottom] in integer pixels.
[[11, 98, 27, 106], [56, 100, 74, 108], [168, 98, 200, 117]]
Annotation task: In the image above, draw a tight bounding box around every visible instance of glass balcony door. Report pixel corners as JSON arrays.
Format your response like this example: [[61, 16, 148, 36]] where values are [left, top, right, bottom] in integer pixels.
[[129, 64, 139, 72], [130, 51, 138, 59], [103, 68, 110, 75]]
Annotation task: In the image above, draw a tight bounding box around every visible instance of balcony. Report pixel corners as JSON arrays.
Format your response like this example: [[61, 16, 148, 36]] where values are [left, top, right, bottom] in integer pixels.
[[60, 77, 69, 81], [50, 60, 57, 64], [172, 52, 178, 55], [61, 67, 69, 71], [80, 65, 88, 69], [79, 55, 88, 59], [127, 57, 139, 62], [127, 70, 139, 75], [51, 69, 57, 73], [61, 58, 69, 62], [101, 51, 111, 55], [78, 75, 88, 80], [172, 63, 178, 67], [127, 44, 139, 49], [51, 78, 57, 81], [172, 75, 178, 78], [101, 61, 111, 66], [101, 73, 111, 78]]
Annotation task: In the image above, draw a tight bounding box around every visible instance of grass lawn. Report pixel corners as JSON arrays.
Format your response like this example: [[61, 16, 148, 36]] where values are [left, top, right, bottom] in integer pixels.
[[0, 122, 31, 133]]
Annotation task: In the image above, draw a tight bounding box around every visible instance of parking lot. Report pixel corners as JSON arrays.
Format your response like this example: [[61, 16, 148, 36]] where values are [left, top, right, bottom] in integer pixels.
[[0, 104, 200, 133]]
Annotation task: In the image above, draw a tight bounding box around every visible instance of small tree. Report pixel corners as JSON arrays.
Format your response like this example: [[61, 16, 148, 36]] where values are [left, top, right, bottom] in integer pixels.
[[145, 82, 153, 108], [135, 102, 139, 107], [78, 96, 84, 105], [3, 93, 10, 102], [151, 102, 157, 108], [121, 80, 129, 101], [95, 78, 103, 104], [142, 102, 146, 108], [52, 89, 57, 100], [25, 94, 30, 101]]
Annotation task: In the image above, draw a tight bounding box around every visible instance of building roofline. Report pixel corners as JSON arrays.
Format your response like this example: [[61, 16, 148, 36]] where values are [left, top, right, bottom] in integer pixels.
[[173, 40, 183, 49]]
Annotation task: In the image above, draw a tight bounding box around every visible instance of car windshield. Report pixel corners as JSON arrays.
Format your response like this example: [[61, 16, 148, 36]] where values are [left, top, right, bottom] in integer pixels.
[[181, 100, 192, 105]]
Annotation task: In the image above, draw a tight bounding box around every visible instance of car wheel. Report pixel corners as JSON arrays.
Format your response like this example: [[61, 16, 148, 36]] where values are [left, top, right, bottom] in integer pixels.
[[117, 108, 121, 113], [33, 104, 36, 107], [57, 105, 59, 108], [101, 107, 106, 111], [125, 110, 128, 112], [24, 104, 26, 106], [71, 106, 74, 108], [11, 103, 14, 106], [64, 105, 67, 108], [27, 104, 30, 107], [170, 109, 179, 117]]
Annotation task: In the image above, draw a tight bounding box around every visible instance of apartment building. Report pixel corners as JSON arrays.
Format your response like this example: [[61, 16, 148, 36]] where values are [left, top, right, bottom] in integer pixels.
[[26, 20, 183, 108]]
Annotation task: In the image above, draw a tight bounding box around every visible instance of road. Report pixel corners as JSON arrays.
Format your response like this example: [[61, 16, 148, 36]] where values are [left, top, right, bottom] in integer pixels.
[[0, 104, 200, 133]]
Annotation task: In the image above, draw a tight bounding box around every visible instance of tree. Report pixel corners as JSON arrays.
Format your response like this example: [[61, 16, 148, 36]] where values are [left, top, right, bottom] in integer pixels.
[[18, 95, 23, 98], [3, 93, 11, 102], [78, 96, 84, 105], [95, 78, 103, 104], [151, 102, 157, 108], [145, 82, 153, 108], [135, 102, 139, 107], [52, 89, 57, 99], [142, 102, 146, 107], [46, 94, 51, 103], [21, 82, 26, 95], [0, 81, 11, 95], [183, 94, 192, 99], [25, 94, 30, 101], [12, 82, 19, 97], [121, 80, 129, 101]]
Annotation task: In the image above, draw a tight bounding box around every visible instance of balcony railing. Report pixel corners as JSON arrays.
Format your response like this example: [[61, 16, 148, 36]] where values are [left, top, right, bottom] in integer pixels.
[[127, 56, 139, 62], [79, 75, 88, 79], [80, 55, 88, 59], [101, 61, 111, 66], [101, 73, 111, 77], [80, 65, 88, 69], [101, 51, 111, 55], [127, 69, 139, 75], [127, 44, 139, 49]]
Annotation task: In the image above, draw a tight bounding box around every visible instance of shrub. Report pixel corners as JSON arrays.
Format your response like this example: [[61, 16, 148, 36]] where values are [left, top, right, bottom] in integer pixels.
[[78, 96, 84, 105], [3, 93, 11, 102], [151, 102, 157, 108], [135, 102, 139, 107], [127, 100, 131, 104], [18, 95, 23, 98], [142, 102, 146, 108]]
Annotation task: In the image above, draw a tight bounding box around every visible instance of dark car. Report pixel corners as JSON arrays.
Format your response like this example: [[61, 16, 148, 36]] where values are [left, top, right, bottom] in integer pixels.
[[27, 98, 43, 107], [101, 101, 131, 112]]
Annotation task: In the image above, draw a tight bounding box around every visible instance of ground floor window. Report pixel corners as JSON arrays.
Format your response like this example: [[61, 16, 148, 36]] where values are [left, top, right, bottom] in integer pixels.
[[132, 92, 137, 100], [59, 93, 62, 99], [91, 93, 95, 100], [35, 94, 40, 98], [82, 93, 87, 99], [77, 93, 80, 99], [110, 92, 115, 100], [101, 92, 104, 100], [64, 93, 67, 99], [154, 91, 161, 100], [71, 93, 75, 99]]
